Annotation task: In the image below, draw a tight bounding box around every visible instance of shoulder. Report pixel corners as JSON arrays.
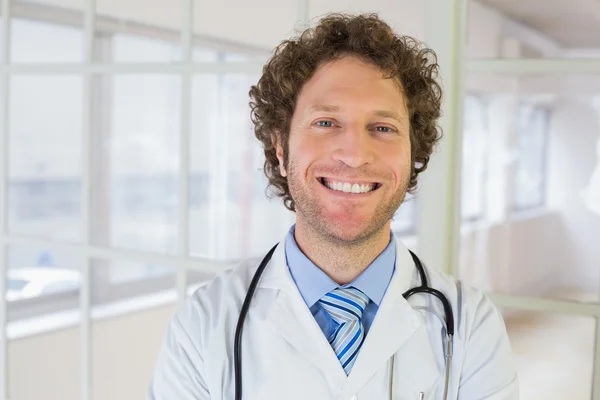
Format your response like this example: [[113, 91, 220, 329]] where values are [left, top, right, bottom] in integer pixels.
[[182, 256, 262, 319], [171, 257, 263, 349], [149, 258, 265, 397], [423, 264, 518, 395], [423, 264, 501, 329], [420, 263, 512, 350]]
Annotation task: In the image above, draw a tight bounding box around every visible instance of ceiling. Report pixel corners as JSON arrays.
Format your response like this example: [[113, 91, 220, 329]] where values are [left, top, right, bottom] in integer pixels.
[[478, 0, 600, 48]]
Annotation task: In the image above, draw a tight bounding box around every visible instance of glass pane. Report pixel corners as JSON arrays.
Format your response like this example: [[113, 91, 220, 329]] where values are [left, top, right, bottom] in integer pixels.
[[8, 76, 83, 241], [8, 325, 79, 400], [192, 43, 268, 63], [462, 95, 488, 220], [0, 2, 3, 61], [11, 15, 83, 63], [505, 310, 594, 399], [6, 244, 81, 322], [190, 74, 294, 261], [91, 259, 175, 306], [111, 33, 180, 63], [512, 104, 549, 211], [468, 1, 600, 59], [96, 0, 181, 62], [193, 46, 219, 62], [90, 75, 180, 253], [459, 73, 600, 302]]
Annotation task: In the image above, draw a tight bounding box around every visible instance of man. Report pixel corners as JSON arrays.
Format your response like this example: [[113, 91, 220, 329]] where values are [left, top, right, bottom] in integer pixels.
[[149, 13, 518, 399]]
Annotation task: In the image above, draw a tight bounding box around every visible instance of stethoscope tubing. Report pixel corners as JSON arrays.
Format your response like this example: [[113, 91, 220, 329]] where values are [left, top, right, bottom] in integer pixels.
[[234, 243, 454, 400]]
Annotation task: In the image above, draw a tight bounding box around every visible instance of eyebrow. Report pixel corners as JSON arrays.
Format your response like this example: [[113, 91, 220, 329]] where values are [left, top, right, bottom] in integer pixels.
[[309, 104, 340, 113], [372, 110, 405, 124]]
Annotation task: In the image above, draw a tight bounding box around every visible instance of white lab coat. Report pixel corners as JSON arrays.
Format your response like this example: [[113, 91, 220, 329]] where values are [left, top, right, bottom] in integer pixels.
[[148, 234, 518, 399]]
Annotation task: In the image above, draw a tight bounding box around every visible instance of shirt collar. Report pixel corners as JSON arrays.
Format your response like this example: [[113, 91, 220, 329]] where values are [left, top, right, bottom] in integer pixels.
[[285, 225, 396, 308]]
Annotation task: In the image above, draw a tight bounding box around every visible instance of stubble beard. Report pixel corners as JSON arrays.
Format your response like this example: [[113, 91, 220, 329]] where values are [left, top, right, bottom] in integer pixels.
[[286, 159, 410, 249]]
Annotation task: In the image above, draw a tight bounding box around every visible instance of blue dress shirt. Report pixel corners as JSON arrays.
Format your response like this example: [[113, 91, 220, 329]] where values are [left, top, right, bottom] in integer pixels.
[[285, 225, 396, 341]]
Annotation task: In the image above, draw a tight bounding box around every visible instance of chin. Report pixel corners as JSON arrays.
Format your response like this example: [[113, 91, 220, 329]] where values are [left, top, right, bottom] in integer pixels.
[[318, 216, 385, 245]]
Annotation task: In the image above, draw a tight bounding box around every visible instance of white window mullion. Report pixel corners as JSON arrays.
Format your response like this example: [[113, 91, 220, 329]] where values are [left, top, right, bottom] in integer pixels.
[[215, 58, 228, 258], [81, 0, 95, 399], [177, 0, 193, 304], [0, 1, 11, 399], [0, 61, 265, 75], [296, 0, 309, 28], [593, 318, 600, 400], [419, 0, 467, 274], [489, 294, 600, 318], [467, 58, 600, 75]]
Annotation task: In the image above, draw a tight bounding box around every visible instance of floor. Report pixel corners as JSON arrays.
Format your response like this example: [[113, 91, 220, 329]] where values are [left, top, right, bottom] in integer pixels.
[[504, 290, 597, 399]]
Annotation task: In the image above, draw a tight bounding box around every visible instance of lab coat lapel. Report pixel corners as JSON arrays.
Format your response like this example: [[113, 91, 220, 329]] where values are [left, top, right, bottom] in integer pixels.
[[258, 240, 347, 383], [340, 238, 424, 397]]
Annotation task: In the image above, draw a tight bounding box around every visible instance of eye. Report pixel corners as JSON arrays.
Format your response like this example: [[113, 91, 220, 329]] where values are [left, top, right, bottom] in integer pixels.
[[316, 120, 334, 128], [375, 126, 394, 133]]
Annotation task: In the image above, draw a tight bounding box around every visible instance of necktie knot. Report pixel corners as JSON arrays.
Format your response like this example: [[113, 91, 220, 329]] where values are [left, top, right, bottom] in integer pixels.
[[318, 286, 369, 324]]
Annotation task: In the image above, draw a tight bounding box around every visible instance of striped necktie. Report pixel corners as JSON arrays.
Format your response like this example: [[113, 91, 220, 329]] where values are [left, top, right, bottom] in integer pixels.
[[318, 286, 370, 375]]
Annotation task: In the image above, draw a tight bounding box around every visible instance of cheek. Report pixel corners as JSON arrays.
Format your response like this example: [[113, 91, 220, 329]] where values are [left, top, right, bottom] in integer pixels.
[[290, 139, 325, 172], [384, 147, 412, 184]]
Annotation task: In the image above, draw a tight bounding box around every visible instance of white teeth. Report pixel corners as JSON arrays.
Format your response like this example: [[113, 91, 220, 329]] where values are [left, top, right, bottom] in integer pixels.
[[323, 179, 376, 194]]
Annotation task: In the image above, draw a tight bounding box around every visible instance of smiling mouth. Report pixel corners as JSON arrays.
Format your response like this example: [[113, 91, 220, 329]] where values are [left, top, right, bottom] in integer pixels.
[[318, 177, 381, 194]]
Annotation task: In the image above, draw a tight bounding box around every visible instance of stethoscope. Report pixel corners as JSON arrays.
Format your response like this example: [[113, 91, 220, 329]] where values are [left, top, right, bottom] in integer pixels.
[[234, 243, 455, 400]]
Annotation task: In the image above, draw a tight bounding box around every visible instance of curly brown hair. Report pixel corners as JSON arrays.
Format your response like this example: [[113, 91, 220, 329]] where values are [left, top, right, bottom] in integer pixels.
[[249, 13, 443, 211]]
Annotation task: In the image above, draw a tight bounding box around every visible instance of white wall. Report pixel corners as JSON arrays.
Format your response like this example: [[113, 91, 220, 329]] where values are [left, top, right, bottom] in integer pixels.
[[457, 90, 600, 297], [547, 99, 600, 290], [8, 305, 175, 400]]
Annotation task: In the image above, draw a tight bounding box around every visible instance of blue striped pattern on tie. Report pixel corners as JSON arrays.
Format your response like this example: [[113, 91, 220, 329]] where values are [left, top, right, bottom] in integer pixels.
[[318, 287, 370, 375]]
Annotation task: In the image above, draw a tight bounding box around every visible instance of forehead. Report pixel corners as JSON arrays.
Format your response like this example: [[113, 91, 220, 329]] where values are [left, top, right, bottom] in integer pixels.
[[296, 56, 407, 111]]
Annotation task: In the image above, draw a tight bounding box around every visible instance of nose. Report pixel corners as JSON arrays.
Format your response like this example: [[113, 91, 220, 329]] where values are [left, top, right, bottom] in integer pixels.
[[331, 125, 375, 168]]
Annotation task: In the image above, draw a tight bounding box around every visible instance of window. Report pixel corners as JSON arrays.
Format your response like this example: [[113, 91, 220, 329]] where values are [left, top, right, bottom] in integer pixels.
[[512, 103, 550, 211], [6, 16, 84, 320], [189, 72, 293, 261], [461, 95, 489, 221], [4, 12, 272, 319], [11, 18, 83, 63]]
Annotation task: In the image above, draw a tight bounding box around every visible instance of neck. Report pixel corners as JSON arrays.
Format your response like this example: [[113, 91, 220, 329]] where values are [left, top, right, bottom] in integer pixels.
[[293, 219, 391, 285]]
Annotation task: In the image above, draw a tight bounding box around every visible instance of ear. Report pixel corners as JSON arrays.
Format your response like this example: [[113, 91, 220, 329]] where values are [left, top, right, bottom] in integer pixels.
[[272, 132, 287, 177]]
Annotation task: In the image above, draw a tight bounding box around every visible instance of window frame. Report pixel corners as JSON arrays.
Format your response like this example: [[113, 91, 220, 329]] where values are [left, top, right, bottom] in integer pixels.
[[4, 4, 269, 322]]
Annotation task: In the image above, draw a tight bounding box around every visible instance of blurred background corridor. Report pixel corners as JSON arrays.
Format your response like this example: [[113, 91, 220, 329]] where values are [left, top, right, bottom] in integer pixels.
[[0, 0, 599, 398]]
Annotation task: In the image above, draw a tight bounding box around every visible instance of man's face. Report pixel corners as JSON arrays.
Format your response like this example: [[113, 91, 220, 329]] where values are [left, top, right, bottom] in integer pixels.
[[276, 56, 412, 245]]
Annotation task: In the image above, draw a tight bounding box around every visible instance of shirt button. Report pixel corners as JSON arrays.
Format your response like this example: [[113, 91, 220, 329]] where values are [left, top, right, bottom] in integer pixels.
[[350, 396, 357, 400]]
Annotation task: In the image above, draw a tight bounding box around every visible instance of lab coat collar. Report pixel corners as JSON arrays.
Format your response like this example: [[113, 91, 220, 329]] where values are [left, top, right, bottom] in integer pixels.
[[257, 232, 427, 390], [340, 236, 426, 397], [257, 231, 414, 294], [259, 238, 347, 382]]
